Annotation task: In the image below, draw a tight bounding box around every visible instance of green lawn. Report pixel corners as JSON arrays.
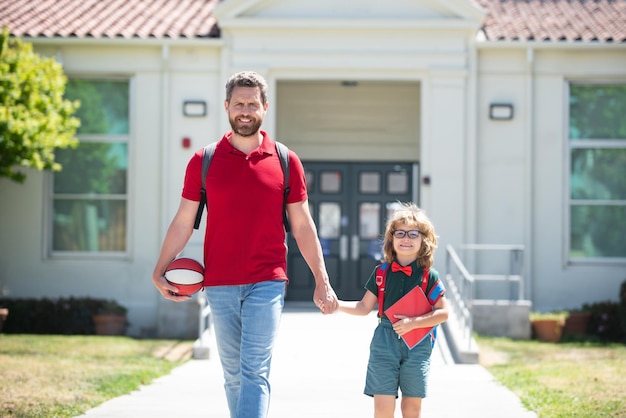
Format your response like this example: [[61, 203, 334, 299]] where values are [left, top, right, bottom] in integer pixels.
[[0, 334, 191, 418], [476, 335, 626, 417], [2, 333, 624, 417]]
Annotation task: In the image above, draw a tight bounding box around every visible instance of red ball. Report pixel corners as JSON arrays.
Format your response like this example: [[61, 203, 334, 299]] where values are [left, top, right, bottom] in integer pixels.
[[164, 257, 204, 296]]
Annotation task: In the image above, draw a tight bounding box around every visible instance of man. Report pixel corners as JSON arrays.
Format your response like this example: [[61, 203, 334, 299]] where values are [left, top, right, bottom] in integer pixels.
[[152, 71, 338, 418]]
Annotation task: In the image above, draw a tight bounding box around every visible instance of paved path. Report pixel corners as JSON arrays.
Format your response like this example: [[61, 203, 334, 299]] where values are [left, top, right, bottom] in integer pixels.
[[80, 303, 536, 418]]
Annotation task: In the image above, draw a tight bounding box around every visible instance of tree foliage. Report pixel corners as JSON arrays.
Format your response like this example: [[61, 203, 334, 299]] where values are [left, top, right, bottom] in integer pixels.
[[0, 27, 80, 183]]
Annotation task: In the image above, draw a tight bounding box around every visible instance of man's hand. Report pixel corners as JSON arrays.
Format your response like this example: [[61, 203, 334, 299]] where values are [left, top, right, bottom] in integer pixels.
[[152, 275, 192, 302], [313, 283, 338, 314]]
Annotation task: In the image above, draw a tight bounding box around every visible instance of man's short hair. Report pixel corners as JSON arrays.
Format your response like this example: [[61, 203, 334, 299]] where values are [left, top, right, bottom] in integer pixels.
[[225, 71, 268, 104]]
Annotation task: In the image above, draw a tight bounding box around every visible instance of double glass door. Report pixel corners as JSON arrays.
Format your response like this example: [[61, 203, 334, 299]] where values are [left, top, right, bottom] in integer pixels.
[[286, 162, 416, 301]]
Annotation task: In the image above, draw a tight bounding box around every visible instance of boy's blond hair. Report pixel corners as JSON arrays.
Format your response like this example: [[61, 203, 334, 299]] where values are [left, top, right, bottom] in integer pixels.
[[381, 202, 438, 268]]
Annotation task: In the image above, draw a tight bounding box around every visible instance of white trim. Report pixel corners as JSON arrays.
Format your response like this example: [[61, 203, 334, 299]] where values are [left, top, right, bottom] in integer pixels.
[[213, 0, 487, 21], [477, 41, 626, 51], [126, 76, 136, 261], [412, 163, 419, 204], [465, 32, 478, 248], [217, 18, 482, 30], [563, 80, 626, 265], [46, 78, 133, 260], [159, 45, 170, 245], [212, 0, 261, 20], [563, 79, 572, 268], [26, 37, 223, 48], [524, 47, 535, 301]]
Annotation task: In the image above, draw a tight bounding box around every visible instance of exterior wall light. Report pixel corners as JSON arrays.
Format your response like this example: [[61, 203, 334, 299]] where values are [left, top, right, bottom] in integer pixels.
[[489, 103, 514, 120], [183, 100, 207, 117]]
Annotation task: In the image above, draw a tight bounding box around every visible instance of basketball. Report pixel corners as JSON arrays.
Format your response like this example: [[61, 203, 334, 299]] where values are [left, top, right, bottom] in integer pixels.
[[164, 257, 204, 296]]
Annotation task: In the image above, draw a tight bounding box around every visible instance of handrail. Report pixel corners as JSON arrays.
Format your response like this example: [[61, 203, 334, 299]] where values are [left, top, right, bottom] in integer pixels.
[[458, 244, 525, 300], [193, 293, 212, 359], [443, 245, 475, 352]]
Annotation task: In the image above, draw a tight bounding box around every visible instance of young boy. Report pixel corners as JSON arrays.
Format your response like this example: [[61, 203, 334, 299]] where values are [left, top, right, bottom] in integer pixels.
[[337, 202, 449, 418]]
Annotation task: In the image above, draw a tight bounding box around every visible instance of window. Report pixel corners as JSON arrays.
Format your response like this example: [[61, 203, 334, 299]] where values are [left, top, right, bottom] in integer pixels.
[[49, 79, 130, 255], [568, 83, 626, 260]]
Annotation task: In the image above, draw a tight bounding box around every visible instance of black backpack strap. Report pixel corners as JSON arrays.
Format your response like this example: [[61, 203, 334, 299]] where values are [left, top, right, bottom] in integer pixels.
[[193, 142, 217, 230], [275, 141, 291, 232], [193, 141, 290, 232]]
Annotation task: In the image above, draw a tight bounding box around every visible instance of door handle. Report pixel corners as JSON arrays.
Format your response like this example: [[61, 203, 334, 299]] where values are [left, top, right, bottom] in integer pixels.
[[339, 235, 348, 261], [351, 235, 359, 261]]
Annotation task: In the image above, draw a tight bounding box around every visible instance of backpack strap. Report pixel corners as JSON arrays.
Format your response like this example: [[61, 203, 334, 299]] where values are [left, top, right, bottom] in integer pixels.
[[275, 141, 291, 232], [193, 142, 217, 230], [376, 265, 431, 320], [421, 268, 430, 294], [193, 141, 291, 231], [421, 267, 437, 347], [375, 263, 389, 318]]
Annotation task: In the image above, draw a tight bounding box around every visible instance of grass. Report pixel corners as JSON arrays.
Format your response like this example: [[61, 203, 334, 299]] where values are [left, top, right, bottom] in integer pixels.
[[0, 334, 192, 418], [476, 335, 626, 417]]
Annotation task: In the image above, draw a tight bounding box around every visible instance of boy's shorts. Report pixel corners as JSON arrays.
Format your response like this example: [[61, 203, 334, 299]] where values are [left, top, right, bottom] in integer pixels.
[[364, 320, 432, 398]]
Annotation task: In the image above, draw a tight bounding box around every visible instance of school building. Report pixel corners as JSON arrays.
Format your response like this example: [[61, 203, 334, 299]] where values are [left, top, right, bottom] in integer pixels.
[[0, 0, 625, 339]]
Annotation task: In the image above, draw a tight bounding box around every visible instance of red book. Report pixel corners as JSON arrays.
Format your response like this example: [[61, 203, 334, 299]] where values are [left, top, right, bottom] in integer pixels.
[[384, 285, 434, 349]]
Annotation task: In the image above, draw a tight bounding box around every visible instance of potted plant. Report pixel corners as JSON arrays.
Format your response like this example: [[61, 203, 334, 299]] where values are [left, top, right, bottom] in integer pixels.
[[0, 306, 7, 333], [563, 305, 592, 336], [92, 299, 128, 336], [0, 281, 9, 333], [530, 311, 567, 343]]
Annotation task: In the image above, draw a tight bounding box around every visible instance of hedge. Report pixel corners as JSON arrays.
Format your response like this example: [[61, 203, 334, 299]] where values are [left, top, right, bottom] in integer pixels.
[[0, 297, 126, 335]]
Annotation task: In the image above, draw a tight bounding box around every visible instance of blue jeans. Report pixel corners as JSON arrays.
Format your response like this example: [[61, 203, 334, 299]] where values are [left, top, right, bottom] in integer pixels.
[[205, 280, 286, 418]]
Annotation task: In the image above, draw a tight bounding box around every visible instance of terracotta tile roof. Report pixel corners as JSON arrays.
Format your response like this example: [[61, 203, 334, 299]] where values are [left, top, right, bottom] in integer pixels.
[[475, 0, 626, 42], [0, 0, 220, 39], [0, 0, 624, 42]]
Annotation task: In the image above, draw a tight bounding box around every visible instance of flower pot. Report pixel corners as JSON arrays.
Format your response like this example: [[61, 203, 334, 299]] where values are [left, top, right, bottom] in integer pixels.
[[0, 308, 8, 333], [93, 314, 127, 336], [532, 318, 564, 343], [563, 311, 591, 335]]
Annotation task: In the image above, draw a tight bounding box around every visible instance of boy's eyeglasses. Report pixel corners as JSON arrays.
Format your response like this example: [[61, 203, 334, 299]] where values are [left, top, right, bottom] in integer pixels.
[[392, 230, 422, 239]]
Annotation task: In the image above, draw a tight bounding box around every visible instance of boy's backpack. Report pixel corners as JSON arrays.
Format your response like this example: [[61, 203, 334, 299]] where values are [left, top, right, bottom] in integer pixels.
[[193, 141, 291, 231], [375, 263, 430, 319], [375, 263, 436, 346]]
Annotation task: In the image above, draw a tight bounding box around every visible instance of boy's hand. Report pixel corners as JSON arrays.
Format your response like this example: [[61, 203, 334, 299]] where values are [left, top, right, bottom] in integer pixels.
[[392, 314, 413, 336]]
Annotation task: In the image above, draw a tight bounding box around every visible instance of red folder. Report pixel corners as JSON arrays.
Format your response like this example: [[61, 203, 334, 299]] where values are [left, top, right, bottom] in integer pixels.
[[384, 286, 434, 349]]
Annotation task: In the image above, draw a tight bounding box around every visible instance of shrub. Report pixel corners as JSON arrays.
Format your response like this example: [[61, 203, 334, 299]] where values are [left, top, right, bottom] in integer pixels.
[[584, 300, 624, 343], [0, 297, 126, 334], [619, 279, 626, 336]]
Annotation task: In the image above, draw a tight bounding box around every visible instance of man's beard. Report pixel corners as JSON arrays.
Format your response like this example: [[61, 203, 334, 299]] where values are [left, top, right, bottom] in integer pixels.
[[229, 115, 262, 137]]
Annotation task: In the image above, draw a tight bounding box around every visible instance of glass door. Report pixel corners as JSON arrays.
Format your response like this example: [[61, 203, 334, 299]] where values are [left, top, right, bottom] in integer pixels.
[[286, 162, 416, 301]]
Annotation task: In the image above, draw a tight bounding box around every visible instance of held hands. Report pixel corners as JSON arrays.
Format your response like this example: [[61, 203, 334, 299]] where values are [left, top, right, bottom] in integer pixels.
[[313, 283, 338, 315], [152, 275, 192, 302]]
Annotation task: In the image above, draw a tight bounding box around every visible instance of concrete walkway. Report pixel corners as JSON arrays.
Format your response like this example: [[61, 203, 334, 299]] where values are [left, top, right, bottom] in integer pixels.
[[80, 303, 536, 418]]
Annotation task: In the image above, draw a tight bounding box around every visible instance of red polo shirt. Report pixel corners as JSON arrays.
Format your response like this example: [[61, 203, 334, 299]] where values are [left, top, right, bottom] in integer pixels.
[[182, 131, 308, 286]]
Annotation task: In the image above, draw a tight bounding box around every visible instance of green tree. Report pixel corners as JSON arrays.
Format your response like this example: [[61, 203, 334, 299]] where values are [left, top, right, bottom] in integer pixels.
[[0, 27, 80, 183]]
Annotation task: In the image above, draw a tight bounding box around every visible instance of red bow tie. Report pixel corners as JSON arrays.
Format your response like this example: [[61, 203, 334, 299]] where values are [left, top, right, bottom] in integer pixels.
[[391, 262, 412, 276]]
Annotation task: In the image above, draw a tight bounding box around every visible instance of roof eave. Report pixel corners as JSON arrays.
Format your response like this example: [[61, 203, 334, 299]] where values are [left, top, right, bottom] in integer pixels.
[[476, 39, 626, 50], [217, 17, 482, 30], [19, 35, 224, 48]]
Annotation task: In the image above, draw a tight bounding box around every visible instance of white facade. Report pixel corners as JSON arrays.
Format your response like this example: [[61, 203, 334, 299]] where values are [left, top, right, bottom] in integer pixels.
[[0, 0, 624, 337]]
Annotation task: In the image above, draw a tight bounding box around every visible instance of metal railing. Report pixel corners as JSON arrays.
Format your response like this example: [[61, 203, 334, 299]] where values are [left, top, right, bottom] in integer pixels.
[[443, 244, 475, 351], [193, 293, 212, 359], [443, 244, 528, 356], [458, 244, 525, 301]]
